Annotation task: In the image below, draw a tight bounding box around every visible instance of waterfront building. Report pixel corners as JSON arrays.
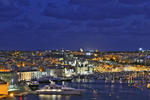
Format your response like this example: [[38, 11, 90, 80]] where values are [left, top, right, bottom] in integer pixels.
[[0, 82, 9, 95]]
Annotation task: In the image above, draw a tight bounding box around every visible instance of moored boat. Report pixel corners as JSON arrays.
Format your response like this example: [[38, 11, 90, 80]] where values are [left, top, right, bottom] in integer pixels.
[[147, 83, 150, 88], [27, 80, 39, 91], [51, 77, 72, 82], [35, 83, 85, 95]]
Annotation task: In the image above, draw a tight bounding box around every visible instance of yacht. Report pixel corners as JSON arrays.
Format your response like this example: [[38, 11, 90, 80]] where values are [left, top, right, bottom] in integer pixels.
[[111, 78, 115, 84], [38, 76, 72, 83], [50, 77, 72, 82], [27, 80, 39, 91], [35, 82, 85, 95], [147, 83, 150, 89]]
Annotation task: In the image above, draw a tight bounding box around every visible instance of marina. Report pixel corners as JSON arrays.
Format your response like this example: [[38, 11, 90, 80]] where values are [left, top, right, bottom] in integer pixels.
[[1, 71, 150, 100], [0, 50, 150, 100]]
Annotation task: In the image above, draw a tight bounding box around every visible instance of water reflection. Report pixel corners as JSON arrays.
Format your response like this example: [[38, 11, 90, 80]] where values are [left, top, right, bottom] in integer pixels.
[[1, 71, 150, 100], [39, 95, 68, 100]]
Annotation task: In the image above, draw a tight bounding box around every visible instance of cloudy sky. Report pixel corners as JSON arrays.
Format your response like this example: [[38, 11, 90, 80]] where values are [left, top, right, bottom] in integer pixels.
[[0, 0, 149, 51]]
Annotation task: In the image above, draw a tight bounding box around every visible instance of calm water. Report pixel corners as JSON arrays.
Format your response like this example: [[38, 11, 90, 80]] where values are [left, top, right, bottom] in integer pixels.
[[13, 79, 150, 100]]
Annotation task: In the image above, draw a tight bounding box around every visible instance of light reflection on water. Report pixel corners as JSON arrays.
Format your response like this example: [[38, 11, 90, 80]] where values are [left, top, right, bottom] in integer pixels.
[[2, 72, 150, 100], [11, 79, 150, 100], [39, 95, 70, 100]]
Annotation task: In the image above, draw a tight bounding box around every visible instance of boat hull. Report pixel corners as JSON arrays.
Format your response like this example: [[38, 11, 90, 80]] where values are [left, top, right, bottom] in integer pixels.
[[35, 90, 82, 95], [29, 85, 39, 91]]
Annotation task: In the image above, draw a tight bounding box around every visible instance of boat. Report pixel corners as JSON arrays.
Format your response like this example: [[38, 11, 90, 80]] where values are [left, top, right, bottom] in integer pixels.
[[38, 76, 73, 84], [51, 77, 72, 82], [35, 82, 85, 95], [119, 78, 123, 84], [60, 77, 72, 82], [147, 83, 150, 88], [111, 78, 115, 84], [27, 80, 39, 91]]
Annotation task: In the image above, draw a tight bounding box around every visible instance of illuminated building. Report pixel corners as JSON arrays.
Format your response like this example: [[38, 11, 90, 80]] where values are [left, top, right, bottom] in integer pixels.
[[0, 82, 9, 95]]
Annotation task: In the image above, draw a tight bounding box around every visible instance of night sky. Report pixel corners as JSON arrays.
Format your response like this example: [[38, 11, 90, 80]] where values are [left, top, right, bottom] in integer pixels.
[[0, 0, 149, 51]]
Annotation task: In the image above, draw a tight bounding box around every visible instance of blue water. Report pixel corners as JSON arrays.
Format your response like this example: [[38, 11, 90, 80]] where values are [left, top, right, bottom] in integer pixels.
[[14, 79, 150, 100]]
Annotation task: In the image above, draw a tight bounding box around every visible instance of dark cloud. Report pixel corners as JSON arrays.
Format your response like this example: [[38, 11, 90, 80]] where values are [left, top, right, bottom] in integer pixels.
[[0, 1, 20, 18], [15, 0, 30, 6], [37, 22, 70, 31], [119, 0, 149, 5], [86, 19, 126, 28], [69, 0, 113, 6], [0, 0, 149, 50], [124, 19, 150, 36], [43, 1, 145, 21]]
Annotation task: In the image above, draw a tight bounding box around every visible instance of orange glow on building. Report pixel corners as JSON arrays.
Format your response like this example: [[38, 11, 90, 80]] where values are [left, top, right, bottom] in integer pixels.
[[0, 69, 10, 72], [0, 83, 9, 95], [39, 67, 43, 72]]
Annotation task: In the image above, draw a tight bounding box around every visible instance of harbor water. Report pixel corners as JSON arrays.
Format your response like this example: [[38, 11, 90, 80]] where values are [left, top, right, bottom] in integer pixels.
[[13, 79, 150, 100], [1, 71, 150, 100]]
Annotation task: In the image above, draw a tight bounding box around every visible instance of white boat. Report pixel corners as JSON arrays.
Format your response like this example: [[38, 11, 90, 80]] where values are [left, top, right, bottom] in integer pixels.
[[27, 80, 39, 91], [147, 83, 150, 89], [35, 83, 85, 95]]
